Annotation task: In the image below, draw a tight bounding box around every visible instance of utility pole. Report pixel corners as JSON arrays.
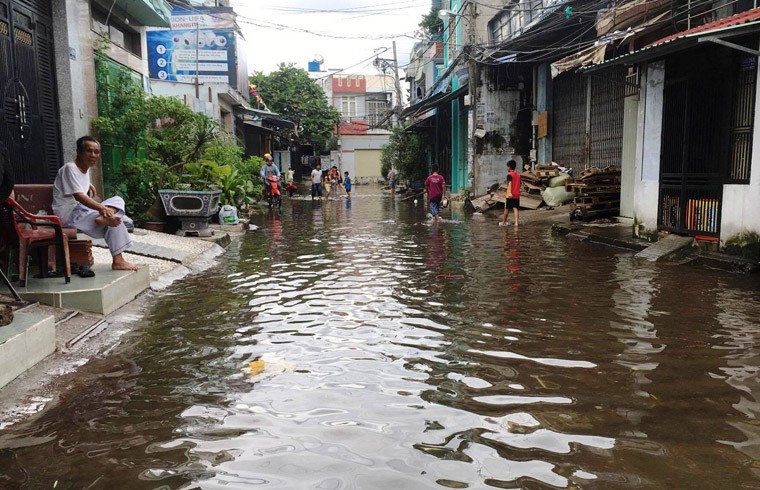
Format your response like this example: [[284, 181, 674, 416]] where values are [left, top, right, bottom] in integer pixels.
[[194, 22, 200, 99], [392, 40, 404, 127], [467, 2, 479, 193]]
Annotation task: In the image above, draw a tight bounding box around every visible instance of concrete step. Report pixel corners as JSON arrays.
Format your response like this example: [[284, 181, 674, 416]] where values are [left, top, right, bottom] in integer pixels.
[[635, 234, 695, 262], [17, 265, 150, 315], [0, 313, 55, 389]]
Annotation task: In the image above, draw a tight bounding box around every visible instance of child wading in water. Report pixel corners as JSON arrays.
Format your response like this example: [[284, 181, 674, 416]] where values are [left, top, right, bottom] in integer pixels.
[[343, 171, 352, 198], [501, 159, 521, 227]]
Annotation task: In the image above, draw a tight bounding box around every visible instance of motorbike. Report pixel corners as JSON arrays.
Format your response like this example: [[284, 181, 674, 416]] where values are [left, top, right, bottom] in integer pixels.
[[264, 174, 282, 209]]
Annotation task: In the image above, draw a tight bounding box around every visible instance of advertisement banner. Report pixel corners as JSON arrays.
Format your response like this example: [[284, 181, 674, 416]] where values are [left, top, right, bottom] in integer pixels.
[[147, 28, 235, 83], [147, 6, 238, 85]]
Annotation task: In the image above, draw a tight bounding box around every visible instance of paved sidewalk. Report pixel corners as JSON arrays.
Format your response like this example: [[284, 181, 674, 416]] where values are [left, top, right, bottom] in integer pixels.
[[90, 225, 237, 286]]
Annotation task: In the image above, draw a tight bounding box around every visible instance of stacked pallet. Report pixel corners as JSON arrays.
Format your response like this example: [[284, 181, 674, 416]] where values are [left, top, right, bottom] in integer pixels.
[[567, 166, 621, 220]]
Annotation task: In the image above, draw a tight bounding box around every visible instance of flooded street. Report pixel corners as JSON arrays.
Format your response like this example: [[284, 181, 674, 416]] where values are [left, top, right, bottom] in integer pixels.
[[2, 188, 760, 489]]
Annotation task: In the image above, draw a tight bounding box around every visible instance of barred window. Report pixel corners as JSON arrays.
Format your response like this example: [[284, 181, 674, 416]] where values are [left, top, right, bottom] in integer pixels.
[[728, 55, 756, 183]]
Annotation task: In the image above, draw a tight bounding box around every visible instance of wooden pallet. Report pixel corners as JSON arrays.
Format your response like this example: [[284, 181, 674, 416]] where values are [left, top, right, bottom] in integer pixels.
[[572, 200, 620, 210], [535, 169, 560, 178]]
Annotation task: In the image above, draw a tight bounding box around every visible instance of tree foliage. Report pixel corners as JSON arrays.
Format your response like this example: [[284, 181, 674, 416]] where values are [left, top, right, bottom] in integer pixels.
[[91, 60, 262, 223], [419, 7, 443, 37], [381, 127, 429, 185], [249, 64, 341, 150]]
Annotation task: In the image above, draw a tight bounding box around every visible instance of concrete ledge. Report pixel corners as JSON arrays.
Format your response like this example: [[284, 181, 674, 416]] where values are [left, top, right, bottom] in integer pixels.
[[552, 224, 650, 252], [694, 252, 760, 274], [0, 313, 55, 389], [17, 265, 150, 315]]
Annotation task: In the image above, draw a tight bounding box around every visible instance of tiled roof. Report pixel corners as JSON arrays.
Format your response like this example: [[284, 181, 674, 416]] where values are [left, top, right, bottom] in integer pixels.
[[649, 7, 760, 46]]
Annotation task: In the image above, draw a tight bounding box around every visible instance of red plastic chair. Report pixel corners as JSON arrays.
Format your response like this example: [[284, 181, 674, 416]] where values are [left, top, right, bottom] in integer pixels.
[[0, 197, 71, 286]]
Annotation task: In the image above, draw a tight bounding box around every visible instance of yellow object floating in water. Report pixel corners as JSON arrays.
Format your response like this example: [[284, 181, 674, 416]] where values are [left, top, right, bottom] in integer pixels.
[[248, 360, 266, 376]]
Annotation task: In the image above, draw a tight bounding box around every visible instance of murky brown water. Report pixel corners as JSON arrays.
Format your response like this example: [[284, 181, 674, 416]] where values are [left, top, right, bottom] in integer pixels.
[[2, 188, 760, 489]]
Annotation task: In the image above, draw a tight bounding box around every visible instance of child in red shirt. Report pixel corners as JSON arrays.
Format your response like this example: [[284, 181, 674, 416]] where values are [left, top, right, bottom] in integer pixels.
[[501, 160, 520, 227]]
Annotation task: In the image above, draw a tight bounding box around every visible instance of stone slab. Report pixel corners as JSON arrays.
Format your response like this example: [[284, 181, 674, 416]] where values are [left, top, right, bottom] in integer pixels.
[[0, 313, 55, 389], [89, 238, 186, 263], [635, 234, 695, 262], [17, 265, 150, 315]]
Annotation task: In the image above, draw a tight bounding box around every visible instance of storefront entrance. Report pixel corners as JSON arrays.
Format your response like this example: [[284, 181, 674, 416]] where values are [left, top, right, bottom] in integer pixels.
[[0, 0, 61, 184]]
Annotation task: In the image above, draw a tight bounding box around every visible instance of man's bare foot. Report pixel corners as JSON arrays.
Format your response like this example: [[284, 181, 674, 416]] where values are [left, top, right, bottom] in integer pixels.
[[112, 261, 138, 271], [112, 254, 138, 271], [95, 215, 122, 227]]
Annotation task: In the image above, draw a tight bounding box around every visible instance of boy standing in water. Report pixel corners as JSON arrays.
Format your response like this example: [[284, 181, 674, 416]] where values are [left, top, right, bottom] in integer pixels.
[[343, 171, 352, 198], [501, 159, 521, 227], [424, 165, 446, 223]]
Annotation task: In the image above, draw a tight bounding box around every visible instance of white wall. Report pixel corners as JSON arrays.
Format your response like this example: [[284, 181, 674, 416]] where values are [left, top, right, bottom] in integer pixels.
[[633, 61, 664, 233], [473, 86, 522, 195], [339, 133, 390, 183]]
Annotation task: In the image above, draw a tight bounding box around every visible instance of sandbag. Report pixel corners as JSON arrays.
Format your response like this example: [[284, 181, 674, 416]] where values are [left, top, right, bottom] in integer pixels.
[[548, 173, 571, 188], [541, 186, 575, 207]]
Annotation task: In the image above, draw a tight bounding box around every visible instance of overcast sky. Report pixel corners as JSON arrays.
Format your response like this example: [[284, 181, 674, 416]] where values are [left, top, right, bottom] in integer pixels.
[[228, 0, 431, 75]]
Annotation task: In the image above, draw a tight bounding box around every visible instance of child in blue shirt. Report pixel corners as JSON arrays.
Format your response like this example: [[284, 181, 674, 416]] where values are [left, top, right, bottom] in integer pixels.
[[343, 171, 352, 198]]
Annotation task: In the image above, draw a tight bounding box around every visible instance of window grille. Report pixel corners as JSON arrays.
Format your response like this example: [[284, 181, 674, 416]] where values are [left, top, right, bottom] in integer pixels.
[[728, 56, 756, 183]]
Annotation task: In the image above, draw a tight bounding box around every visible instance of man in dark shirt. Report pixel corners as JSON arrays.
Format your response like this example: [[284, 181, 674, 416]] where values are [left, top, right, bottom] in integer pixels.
[[0, 146, 15, 202], [424, 165, 446, 223]]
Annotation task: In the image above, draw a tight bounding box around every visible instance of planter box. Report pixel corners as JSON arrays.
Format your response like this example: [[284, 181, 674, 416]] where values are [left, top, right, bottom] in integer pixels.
[[158, 189, 221, 217], [158, 189, 221, 237]]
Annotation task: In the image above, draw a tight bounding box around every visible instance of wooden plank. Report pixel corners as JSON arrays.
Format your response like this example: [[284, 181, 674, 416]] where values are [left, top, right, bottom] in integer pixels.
[[535, 169, 560, 178], [578, 166, 600, 180], [519, 193, 543, 210], [520, 171, 540, 183], [522, 181, 543, 193]]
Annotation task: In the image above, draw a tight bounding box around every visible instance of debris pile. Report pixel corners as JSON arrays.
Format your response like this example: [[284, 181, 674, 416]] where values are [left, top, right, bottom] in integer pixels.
[[466, 164, 572, 213], [568, 166, 622, 221]]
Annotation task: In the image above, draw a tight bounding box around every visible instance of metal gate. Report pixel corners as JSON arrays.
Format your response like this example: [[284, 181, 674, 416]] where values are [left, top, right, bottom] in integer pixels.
[[0, 0, 61, 184], [553, 74, 586, 168], [589, 69, 625, 167], [659, 76, 725, 236], [553, 69, 625, 170]]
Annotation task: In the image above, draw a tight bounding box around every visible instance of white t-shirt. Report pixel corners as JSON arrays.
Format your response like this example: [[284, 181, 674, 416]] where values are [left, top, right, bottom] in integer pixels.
[[53, 161, 90, 223], [311, 169, 322, 184]]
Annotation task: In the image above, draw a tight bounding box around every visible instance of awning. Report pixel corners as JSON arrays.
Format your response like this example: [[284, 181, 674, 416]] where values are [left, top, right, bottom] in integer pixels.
[[583, 7, 760, 72], [551, 44, 606, 78], [241, 108, 296, 130], [596, 0, 671, 37], [400, 85, 468, 119], [404, 112, 437, 132], [243, 121, 274, 134], [550, 11, 670, 77], [114, 0, 172, 27]]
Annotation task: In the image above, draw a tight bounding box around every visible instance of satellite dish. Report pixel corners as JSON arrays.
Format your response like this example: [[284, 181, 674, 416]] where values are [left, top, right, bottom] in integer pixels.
[[314, 54, 324, 65]]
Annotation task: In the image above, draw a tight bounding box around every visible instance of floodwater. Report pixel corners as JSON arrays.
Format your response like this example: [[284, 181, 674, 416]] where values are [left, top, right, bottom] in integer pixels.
[[2, 188, 760, 489]]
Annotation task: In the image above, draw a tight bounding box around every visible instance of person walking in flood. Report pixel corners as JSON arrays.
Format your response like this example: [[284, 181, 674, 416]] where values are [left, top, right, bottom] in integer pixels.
[[387, 168, 397, 197], [310, 163, 322, 200], [501, 159, 521, 227], [424, 165, 446, 223]]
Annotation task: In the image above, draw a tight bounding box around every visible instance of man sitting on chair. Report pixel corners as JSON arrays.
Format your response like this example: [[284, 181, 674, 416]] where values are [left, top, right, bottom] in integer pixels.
[[53, 136, 138, 271]]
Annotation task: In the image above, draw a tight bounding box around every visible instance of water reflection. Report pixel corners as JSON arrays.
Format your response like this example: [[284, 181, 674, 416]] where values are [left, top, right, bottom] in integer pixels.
[[1, 187, 760, 488]]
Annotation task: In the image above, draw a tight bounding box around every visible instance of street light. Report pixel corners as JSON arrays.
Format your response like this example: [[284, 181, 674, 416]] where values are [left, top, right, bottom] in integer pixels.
[[438, 9, 462, 19]]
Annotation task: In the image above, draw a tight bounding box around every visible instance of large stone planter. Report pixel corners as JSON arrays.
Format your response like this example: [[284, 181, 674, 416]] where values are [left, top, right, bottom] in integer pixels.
[[158, 189, 221, 237]]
